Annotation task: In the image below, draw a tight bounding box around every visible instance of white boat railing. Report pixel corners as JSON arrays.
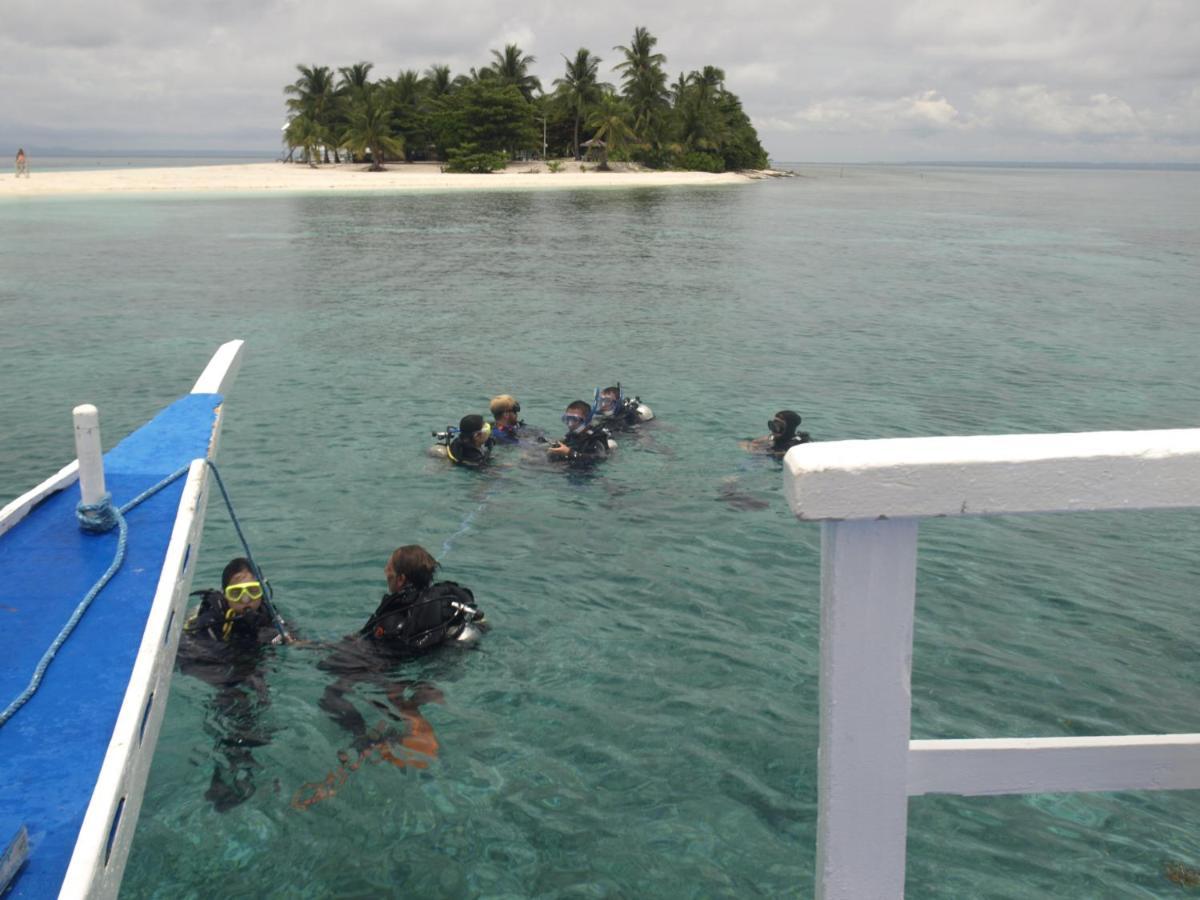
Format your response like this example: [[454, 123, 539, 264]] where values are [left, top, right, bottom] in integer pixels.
[[59, 340, 244, 899], [782, 428, 1200, 899]]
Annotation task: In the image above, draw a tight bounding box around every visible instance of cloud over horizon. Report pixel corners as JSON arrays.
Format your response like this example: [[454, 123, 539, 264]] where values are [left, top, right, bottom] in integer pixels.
[[0, 0, 1196, 162]]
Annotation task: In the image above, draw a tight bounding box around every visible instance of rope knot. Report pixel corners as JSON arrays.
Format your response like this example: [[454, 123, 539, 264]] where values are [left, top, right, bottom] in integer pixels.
[[76, 493, 119, 534]]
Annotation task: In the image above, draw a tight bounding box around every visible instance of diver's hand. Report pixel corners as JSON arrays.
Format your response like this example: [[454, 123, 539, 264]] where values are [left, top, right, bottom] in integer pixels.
[[547, 442, 572, 458]]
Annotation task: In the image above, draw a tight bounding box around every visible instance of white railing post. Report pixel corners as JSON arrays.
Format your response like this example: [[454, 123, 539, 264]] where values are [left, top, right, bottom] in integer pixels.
[[816, 518, 918, 900], [785, 428, 1200, 899], [73, 404, 106, 506]]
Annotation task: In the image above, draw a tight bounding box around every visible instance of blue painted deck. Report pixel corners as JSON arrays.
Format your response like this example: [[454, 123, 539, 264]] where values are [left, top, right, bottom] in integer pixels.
[[0, 392, 223, 898]]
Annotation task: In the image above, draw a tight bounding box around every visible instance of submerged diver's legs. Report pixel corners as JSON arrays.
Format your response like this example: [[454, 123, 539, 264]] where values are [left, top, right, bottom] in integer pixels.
[[204, 677, 272, 812], [383, 681, 445, 767], [319, 676, 376, 748]]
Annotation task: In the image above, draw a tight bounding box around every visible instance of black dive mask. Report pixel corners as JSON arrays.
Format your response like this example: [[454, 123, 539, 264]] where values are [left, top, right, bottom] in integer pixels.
[[768, 418, 785, 435]]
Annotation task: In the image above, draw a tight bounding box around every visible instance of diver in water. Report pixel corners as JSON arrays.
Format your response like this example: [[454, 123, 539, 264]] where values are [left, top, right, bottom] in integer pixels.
[[315, 546, 484, 765], [489, 394, 528, 444], [547, 400, 613, 464], [742, 410, 813, 458], [177, 557, 292, 812], [433, 414, 494, 467], [594, 384, 654, 430]]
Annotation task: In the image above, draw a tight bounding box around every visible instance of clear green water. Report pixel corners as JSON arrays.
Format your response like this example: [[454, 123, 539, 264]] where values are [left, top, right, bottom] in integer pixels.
[[2, 167, 1200, 897]]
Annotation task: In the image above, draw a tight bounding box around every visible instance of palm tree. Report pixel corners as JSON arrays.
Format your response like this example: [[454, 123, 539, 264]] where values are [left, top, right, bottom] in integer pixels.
[[614, 26, 670, 144], [285, 64, 338, 162], [487, 43, 542, 101], [585, 92, 636, 171], [670, 71, 690, 109], [679, 66, 730, 154], [283, 114, 322, 167], [693, 66, 726, 104], [342, 85, 405, 171], [552, 48, 609, 160], [423, 64, 454, 97], [337, 61, 374, 97]]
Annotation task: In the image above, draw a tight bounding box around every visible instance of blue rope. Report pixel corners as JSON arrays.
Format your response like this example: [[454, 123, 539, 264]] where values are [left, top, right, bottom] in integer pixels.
[[204, 461, 288, 641], [0, 459, 282, 728]]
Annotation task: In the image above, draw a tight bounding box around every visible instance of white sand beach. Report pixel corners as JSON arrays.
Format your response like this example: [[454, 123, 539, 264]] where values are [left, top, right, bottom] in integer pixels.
[[0, 160, 758, 198]]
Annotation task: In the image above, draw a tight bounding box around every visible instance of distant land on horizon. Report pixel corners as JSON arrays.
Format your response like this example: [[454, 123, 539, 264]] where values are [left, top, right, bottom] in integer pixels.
[[11, 148, 1199, 173]]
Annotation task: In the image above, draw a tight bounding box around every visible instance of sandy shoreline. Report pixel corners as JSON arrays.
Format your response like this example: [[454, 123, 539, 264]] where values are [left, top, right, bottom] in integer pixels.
[[0, 160, 757, 198]]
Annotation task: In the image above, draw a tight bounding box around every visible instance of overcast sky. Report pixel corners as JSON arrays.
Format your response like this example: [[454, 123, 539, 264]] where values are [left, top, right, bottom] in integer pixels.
[[1, 0, 1197, 162]]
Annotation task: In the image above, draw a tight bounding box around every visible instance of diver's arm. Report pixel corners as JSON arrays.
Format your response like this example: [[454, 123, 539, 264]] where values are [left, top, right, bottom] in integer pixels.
[[740, 435, 773, 452]]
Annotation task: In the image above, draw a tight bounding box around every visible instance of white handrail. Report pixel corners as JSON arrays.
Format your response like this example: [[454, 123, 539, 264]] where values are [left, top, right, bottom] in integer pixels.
[[784, 428, 1200, 899]]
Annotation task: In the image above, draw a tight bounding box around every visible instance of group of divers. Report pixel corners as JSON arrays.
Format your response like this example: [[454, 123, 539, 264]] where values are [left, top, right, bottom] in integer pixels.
[[178, 389, 814, 811]]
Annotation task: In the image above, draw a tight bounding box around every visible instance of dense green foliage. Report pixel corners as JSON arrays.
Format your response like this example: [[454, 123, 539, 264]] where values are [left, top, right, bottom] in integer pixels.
[[444, 144, 510, 173], [281, 28, 769, 171]]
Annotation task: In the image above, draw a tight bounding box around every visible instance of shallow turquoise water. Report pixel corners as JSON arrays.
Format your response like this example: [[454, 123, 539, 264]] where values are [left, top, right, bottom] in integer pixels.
[[2, 167, 1200, 897]]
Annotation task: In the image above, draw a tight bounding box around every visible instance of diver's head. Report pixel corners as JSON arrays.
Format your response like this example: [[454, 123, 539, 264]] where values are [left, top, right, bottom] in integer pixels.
[[459, 414, 492, 448], [768, 410, 802, 439], [221, 557, 263, 615], [597, 385, 622, 416], [385, 545, 439, 593], [562, 400, 592, 434], [489, 394, 521, 428]]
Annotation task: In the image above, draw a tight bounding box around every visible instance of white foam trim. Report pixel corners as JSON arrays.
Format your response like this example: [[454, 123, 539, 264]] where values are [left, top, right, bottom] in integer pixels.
[[0, 461, 79, 539], [908, 734, 1200, 797], [190, 339, 244, 396], [57, 341, 241, 899], [784, 428, 1200, 521]]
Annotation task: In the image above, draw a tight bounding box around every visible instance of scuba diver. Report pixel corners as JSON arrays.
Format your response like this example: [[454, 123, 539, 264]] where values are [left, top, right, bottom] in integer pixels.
[[489, 394, 527, 444], [547, 400, 615, 465], [177, 557, 292, 812], [309, 546, 484, 786], [594, 384, 654, 431], [742, 410, 814, 458], [430, 413, 494, 467]]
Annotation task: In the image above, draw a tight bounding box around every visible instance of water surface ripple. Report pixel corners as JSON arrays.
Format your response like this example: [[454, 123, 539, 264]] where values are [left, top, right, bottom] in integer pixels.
[[1, 167, 1199, 897]]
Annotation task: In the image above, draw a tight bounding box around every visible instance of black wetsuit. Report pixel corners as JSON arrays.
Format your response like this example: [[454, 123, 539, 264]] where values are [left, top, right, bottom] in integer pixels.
[[771, 431, 813, 456], [178, 589, 280, 685], [552, 426, 611, 464], [447, 435, 493, 467], [177, 589, 284, 812], [601, 398, 647, 431], [318, 582, 483, 747]]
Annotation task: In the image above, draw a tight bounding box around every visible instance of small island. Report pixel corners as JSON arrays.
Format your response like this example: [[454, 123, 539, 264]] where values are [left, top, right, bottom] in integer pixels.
[[282, 26, 770, 174]]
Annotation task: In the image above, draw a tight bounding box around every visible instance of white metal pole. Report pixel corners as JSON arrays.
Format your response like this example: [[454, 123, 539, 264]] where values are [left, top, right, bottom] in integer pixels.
[[73, 404, 106, 506], [815, 518, 919, 900]]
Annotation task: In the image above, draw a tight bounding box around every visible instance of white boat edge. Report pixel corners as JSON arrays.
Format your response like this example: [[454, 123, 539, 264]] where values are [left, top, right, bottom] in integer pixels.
[[23, 339, 247, 900]]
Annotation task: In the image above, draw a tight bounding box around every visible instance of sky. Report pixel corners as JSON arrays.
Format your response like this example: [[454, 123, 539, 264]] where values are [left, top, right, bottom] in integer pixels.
[[1, 0, 1197, 163]]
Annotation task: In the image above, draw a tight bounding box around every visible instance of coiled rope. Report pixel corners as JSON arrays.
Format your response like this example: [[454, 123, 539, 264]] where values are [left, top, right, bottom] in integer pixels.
[[0, 460, 282, 728]]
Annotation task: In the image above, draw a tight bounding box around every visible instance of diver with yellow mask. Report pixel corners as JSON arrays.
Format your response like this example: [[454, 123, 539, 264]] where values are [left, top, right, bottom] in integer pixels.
[[177, 557, 291, 812]]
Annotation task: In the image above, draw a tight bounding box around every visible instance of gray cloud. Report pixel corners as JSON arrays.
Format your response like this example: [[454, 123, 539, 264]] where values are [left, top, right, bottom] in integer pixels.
[[0, 0, 1196, 161]]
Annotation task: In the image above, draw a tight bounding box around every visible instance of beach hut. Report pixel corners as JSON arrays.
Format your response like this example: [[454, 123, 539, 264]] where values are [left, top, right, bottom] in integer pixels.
[[580, 139, 607, 169]]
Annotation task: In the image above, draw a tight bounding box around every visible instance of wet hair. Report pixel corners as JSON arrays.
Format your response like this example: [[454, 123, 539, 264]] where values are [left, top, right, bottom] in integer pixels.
[[221, 557, 255, 588], [566, 400, 591, 417], [602, 386, 620, 397], [388, 545, 439, 590], [490, 394, 518, 418], [774, 410, 802, 437], [459, 413, 485, 436]]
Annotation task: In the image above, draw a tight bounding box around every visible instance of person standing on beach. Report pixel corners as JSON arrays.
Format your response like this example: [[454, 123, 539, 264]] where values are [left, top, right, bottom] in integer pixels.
[[15, 148, 29, 178]]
